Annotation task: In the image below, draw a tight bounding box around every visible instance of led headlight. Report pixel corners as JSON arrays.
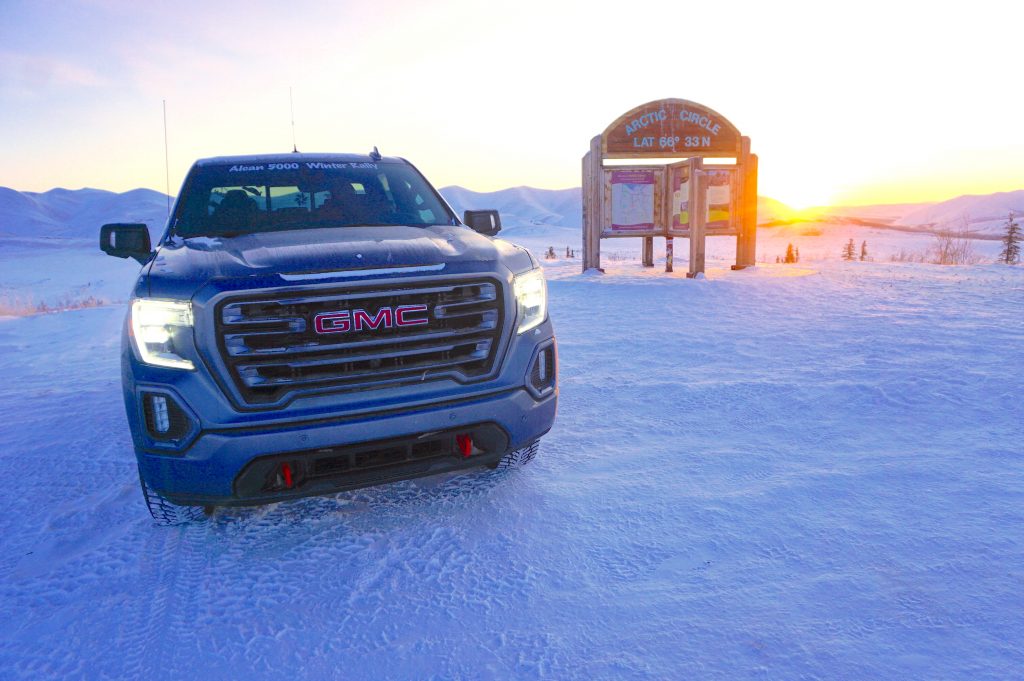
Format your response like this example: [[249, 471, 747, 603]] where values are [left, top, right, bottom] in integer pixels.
[[130, 299, 195, 370], [513, 267, 547, 334]]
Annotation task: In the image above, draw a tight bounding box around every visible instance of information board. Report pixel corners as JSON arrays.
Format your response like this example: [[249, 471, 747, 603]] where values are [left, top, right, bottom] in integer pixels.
[[667, 161, 692, 236], [704, 168, 736, 232], [603, 168, 662, 237]]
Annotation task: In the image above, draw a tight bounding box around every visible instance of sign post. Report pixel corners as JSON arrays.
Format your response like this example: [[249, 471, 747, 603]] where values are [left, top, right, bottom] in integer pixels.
[[581, 98, 757, 274]]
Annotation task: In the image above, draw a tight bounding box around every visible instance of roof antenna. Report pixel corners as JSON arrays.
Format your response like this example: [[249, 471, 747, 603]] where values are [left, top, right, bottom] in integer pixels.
[[162, 99, 171, 216], [289, 86, 299, 153], [369, 146, 381, 161]]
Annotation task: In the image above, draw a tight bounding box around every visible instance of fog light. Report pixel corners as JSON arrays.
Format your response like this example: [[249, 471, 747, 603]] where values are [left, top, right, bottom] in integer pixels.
[[141, 391, 192, 442], [151, 395, 170, 433], [528, 344, 556, 395]]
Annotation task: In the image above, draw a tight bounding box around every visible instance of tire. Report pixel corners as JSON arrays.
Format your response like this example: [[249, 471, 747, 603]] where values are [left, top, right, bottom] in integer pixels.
[[138, 467, 206, 526], [492, 440, 540, 470]]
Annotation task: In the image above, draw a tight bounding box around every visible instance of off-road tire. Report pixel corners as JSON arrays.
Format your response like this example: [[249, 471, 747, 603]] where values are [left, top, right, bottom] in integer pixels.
[[138, 467, 206, 526], [492, 440, 540, 470]]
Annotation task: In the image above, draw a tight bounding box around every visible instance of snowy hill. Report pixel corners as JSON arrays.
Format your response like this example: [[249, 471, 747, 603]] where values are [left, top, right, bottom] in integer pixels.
[[2, 184, 1020, 245], [0, 187, 170, 242], [439, 185, 582, 228], [896, 190, 1024, 235], [756, 196, 793, 222], [826, 202, 933, 223]]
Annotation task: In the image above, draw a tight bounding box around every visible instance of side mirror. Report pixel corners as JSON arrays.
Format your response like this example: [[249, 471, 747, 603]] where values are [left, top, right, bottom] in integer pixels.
[[463, 210, 501, 236], [100, 223, 153, 265]]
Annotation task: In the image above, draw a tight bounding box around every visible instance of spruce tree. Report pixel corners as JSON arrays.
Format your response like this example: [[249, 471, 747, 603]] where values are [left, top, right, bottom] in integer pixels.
[[860, 240, 868, 261], [842, 238, 856, 261], [795, 247, 800, 263], [999, 212, 1021, 264], [785, 243, 796, 263]]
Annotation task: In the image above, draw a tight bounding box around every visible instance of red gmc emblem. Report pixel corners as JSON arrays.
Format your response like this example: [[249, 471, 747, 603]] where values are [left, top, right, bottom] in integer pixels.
[[313, 304, 429, 334]]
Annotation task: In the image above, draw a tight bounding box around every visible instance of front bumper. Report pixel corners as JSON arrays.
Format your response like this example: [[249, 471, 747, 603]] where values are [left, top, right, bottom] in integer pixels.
[[137, 383, 556, 507]]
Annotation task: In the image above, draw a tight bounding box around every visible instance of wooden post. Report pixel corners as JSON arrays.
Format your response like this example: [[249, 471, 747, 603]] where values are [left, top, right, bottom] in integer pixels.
[[733, 137, 757, 269], [665, 237, 673, 272], [688, 171, 707, 278], [743, 153, 758, 267], [732, 137, 750, 269], [581, 135, 603, 272], [642, 237, 654, 267]]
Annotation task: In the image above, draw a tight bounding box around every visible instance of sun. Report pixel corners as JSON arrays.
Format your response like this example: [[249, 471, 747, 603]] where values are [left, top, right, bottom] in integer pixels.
[[762, 167, 838, 214], [776, 185, 835, 213]]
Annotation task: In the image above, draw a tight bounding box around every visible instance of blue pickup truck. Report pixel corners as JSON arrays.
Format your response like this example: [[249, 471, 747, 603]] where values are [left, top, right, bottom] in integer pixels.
[[100, 152, 557, 524]]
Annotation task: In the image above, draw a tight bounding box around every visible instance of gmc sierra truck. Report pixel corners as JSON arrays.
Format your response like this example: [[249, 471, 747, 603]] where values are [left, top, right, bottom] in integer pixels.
[[100, 152, 556, 524]]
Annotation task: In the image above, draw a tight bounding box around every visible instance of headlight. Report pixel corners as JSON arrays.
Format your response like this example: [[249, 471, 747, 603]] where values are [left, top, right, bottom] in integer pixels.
[[513, 267, 547, 334], [130, 299, 195, 370]]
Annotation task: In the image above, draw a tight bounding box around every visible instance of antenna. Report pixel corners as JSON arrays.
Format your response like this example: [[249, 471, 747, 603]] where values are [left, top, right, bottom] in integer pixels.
[[163, 99, 171, 217], [289, 86, 298, 153]]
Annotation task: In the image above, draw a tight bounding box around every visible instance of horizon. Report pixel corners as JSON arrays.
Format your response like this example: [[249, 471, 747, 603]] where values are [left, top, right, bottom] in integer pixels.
[[7, 181, 1022, 214], [2, 1, 1022, 208]]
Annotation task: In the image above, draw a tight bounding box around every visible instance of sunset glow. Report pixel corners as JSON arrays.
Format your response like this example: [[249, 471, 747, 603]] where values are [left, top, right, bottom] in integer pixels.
[[1, 0, 1021, 208]]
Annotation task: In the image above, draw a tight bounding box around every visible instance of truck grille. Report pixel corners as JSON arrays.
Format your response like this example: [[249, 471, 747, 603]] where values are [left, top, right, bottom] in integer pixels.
[[214, 279, 504, 405]]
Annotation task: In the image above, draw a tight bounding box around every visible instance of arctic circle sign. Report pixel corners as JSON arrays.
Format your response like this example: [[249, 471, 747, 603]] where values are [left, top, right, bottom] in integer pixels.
[[603, 99, 742, 158], [582, 98, 758, 276]]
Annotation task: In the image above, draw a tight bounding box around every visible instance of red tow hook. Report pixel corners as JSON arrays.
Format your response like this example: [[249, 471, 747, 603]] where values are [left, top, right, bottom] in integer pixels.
[[456, 434, 473, 458], [281, 462, 294, 489]]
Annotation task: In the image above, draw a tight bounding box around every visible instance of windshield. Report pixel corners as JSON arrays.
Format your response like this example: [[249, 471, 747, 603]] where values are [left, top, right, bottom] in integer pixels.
[[171, 160, 455, 237]]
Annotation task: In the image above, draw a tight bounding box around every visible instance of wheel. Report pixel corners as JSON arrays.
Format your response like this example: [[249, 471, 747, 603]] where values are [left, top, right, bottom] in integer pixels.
[[491, 440, 540, 470], [138, 466, 206, 526]]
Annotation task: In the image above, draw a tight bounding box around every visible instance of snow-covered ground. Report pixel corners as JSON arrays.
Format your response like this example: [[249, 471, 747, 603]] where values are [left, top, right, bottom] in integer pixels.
[[0, 239, 142, 313], [1, 228, 1022, 679]]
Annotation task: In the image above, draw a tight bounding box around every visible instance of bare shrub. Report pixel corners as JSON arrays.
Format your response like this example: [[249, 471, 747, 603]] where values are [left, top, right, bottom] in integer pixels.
[[889, 248, 928, 263], [0, 293, 37, 316], [0, 293, 108, 317], [929, 223, 981, 265]]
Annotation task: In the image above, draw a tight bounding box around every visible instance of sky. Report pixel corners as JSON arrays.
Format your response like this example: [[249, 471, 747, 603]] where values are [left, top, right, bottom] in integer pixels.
[[1, 0, 1022, 209]]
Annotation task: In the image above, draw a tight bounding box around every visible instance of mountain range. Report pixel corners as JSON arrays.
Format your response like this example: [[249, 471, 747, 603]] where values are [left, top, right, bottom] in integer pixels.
[[0, 184, 1019, 243]]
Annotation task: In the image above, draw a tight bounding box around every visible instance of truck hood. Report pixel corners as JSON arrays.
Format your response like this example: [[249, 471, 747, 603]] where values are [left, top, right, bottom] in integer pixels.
[[144, 225, 534, 298]]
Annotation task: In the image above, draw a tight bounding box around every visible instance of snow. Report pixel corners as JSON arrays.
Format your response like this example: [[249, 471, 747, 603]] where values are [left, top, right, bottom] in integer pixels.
[[0, 240, 142, 310], [1, 228, 1023, 679]]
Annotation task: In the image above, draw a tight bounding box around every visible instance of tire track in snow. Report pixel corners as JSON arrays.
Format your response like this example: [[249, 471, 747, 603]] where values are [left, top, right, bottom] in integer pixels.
[[118, 523, 205, 680]]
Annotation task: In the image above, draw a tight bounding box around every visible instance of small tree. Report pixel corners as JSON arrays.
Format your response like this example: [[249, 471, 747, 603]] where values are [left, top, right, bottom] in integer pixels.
[[795, 246, 800, 263], [784, 243, 796, 263], [860, 240, 868, 261], [999, 212, 1021, 264], [842, 238, 856, 261]]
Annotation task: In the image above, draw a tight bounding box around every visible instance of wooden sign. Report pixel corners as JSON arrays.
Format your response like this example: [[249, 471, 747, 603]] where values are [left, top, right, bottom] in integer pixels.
[[603, 99, 742, 158], [582, 98, 757, 275]]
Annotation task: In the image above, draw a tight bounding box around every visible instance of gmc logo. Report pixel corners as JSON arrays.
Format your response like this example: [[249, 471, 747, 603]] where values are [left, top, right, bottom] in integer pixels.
[[313, 304, 429, 334]]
